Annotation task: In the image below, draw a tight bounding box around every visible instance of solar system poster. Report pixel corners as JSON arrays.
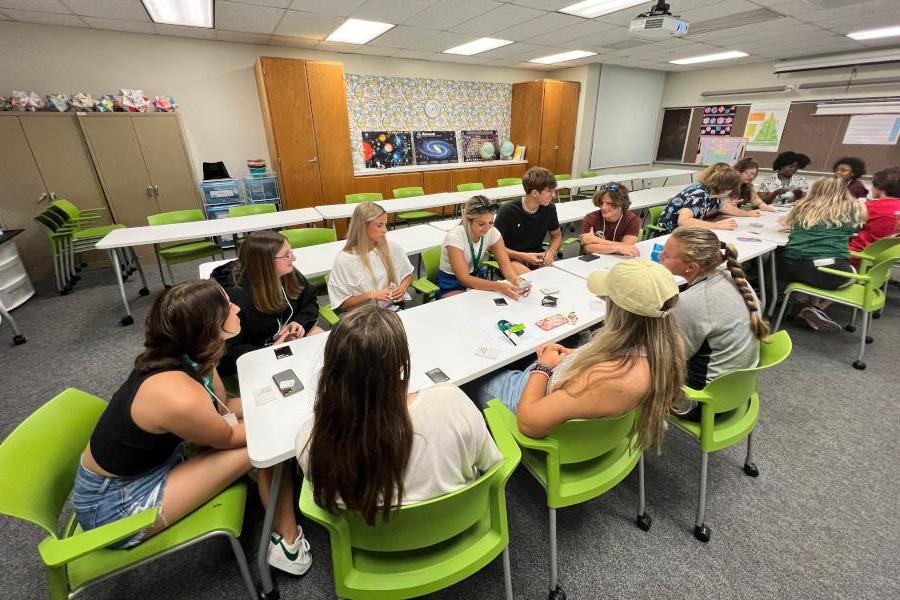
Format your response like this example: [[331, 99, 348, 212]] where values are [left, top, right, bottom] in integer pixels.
[[700, 105, 737, 136], [361, 131, 413, 169], [461, 130, 500, 162], [412, 131, 458, 165]]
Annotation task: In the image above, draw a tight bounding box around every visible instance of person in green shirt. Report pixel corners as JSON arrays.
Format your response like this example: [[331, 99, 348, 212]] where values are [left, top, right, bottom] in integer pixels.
[[778, 175, 867, 331]]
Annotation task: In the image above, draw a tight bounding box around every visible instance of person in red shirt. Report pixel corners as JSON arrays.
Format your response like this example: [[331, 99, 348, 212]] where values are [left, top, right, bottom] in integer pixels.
[[849, 166, 900, 253], [580, 182, 641, 256]]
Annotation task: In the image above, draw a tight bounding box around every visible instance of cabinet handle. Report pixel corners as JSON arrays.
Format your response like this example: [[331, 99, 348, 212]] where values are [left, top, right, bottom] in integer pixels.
[[153, 184, 160, 196], [37, 192, 48, 203], [146, 185, 154, 200], [554, 145, 559, 150], [308, 157, 318, 163]]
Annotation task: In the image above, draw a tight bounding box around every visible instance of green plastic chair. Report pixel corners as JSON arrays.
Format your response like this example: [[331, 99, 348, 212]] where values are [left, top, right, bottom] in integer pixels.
[[0, 388, 256, 599], [456, 182, 485, 192], [640, 205, 667, 241], [50, 199, 122, 242], [576, 170, 598, 199], [495, 178, 521, 188], [850, 236, 900, 320], [773, 247, 899, 370], [346, 192, 383, 204], [667, 331, 792, 542], [410, 246, 441, 302], [147, 209, 223, 287], [299, 407, 521, 600], [34, 211, 78, 294], [392, 186, 436, 225], [280, 227, 337, 290], [485, 400, 649, 599], [319, 273, 340, 327], [554, 174, 572, 203], [228, 203, 277, 217]]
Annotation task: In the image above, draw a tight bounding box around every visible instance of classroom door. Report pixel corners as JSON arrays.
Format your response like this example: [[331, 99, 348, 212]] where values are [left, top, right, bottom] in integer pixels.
[[132, 115, 201, 214]]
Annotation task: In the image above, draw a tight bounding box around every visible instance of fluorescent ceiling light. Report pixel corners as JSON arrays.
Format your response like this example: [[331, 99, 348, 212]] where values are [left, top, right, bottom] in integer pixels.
[[444, 38, 513, 55], [670, 50, 748, 65], [530, 50, 597, 64], [326, 18, 394, 44], [558, 0, 646, 19], [141, 0, 212, 28], [847, 25, 900, 41]]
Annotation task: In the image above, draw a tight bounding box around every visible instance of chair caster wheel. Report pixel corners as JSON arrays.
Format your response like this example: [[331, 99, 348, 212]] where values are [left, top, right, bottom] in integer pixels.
[[120, 315, 134, 326], [865, 336, 873, 344], [164, 284, 172, 290], [743, 463, 759, 477], [122, 275, 130, 282], [636, 513, 652, 531], [548, 585, 566, 600], [139, 287, 150, 296], [80, 262, 88, 268], [852, 360, 866, 370], [873, 312, 881, 319], [72, 275, 81, 281], [75, 267, 82, 273], [259, 588, 280, 600], [844, 324, 856, 332], [694, 524, 711, 542], [60, 289, 69, 296], [13, 335, 26, 345]]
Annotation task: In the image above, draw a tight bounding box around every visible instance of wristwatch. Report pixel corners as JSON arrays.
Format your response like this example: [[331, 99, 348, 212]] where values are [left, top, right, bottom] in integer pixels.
[[532, 364, 554, 378]]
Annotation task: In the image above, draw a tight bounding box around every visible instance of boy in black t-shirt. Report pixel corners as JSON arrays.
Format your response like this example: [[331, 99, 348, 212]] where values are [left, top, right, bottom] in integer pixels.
[[494, 166, 562, 274]]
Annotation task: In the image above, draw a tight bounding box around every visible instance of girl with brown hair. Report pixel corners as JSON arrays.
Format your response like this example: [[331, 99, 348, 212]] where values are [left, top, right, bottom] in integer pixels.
[[657, 162, 760, 234], [731, 157, 775, 212], [72, 280, 311, 574], [212, 230, 323, 375], [295, 305, 501, 525], [579, 182, 641, 256], [659, 227, 770, 415]]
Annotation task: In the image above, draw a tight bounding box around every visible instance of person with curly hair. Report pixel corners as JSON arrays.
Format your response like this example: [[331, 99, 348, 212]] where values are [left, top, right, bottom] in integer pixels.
[[758, 151, 811, 205], [832, 156, 868, 199]]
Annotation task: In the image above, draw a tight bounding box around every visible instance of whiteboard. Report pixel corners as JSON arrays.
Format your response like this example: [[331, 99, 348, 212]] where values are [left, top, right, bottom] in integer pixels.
[[590, 65, 666, 169]]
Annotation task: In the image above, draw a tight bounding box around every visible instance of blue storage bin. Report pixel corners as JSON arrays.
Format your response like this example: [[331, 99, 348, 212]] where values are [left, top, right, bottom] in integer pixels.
[[244, 174, 280, 209], [204, 203, 242, 249], [200, 179, 243, 205]]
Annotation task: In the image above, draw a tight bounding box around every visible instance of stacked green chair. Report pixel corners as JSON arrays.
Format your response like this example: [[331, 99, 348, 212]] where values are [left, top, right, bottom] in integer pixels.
[[485, 400, 650, 600], [410, 245, 441, 302], [640, 205, 667, 241], [576, 170, 599, 199], [147, 209, 223, 288], [0, 388, 257, 599], [667, 331, 792, 542], [346, 192, 383, 204], [33, 211, 79, 294], [392, 186, 436, 226], [773, 247, 899, 370], [299, 406, 521, 600], [554, 174, 572, 203]]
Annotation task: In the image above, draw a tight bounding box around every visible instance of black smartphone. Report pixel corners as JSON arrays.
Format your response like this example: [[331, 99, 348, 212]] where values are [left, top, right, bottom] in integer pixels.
[[273, 346, 293, 360], [578, 253, 601, 262], [541, 295, 558, 307], [426, 368, 450, 384], [272, 369, 303, 396], [493, 297, 508, 306]]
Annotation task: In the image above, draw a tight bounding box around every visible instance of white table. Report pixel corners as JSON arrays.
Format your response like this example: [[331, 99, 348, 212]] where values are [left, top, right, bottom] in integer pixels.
[[731, 207, 791, 246], [429, 218, 462, 232], [315, 193, 461, 222], [95, 208, 323, 325]]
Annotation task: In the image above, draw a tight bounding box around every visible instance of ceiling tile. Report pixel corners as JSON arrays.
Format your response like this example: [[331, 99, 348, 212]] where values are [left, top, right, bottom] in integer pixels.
[[2, 9, 86, 26], [450, 4, 545, 36], [83, 16, 156, 33], [0, 0, 69, 12], [392, 49, 439, 61], [402, 0, 502, 31], [351, 0, 437, 24], [493, 12, 584, 42], [214, 29, 270, 44], [316, 40, 399, 55], [228, 0, 292, 7], [268, 34, 320, 47], [0, 10, 9, 19], [367, 25, 436, 49], [288, 0, 364, 16], [507, 0, 572, 9], [477, 41, 546, 60], [274, 10, 343, 39], [62, 0, 150, 20], [216, 1, 284, 34], [405, 30, 473, 52], [154, 23, 216, 39], [528, 20, 619, 46]]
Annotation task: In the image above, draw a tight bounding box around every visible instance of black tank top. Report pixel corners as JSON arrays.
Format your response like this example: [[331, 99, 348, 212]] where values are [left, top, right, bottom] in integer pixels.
[[90, 367, 199, 477]]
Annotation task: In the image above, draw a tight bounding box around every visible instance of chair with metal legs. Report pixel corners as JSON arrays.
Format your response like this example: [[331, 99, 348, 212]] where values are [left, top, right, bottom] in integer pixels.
[[0, 304, 26, 345]]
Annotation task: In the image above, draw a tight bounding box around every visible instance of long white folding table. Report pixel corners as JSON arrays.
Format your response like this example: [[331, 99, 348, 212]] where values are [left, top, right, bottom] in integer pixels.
[[237, 265, 605, 597], [95, 208, 323, 325]]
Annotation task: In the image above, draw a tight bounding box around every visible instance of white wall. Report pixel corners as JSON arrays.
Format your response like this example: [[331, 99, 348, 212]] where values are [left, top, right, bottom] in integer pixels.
[[0, 21, 540, 180], [547, 63, 601, 177]]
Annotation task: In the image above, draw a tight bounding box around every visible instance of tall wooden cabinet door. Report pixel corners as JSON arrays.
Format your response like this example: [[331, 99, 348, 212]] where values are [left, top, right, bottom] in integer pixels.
[[555, 82, 580, 176], [20, 114, 109, 217], [258, 57, 323, 209], [78, 114, 156, 228], [539, 81, 562, 173], [132, 115, 201, 213], [510, 81, 544, 170], [306, 61, 355, 205], [0, 116, 53, 279]]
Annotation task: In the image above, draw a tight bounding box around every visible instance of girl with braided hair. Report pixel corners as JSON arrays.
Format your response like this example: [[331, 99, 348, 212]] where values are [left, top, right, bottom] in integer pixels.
[[659, 227, 770, 419]]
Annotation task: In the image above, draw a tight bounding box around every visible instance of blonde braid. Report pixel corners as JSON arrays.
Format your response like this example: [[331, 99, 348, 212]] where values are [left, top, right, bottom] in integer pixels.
[[722, 244, 771, 340]]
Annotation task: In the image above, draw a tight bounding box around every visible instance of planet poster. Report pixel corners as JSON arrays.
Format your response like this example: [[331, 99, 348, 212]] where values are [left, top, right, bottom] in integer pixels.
[[413, 130, 458, 165], [700, 105, 737, 136], [461, 130, 499, 162], [361, 130, 413, 168]]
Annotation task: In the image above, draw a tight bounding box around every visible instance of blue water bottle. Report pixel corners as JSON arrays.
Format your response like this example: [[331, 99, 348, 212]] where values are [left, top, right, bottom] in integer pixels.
[[650, 243, 664, 263]]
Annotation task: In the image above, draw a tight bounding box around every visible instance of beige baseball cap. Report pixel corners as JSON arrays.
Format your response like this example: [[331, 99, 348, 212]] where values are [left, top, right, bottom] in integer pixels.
[[587, 259, 678, 318]]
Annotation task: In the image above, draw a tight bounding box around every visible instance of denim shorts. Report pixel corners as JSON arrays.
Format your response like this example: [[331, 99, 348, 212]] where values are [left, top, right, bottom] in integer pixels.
[[72, 446, 184, 549], [467, 362, 540, 412], [436, 267, 487, 298]]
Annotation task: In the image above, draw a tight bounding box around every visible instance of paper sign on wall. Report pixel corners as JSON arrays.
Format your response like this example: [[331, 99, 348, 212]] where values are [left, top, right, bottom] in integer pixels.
[[842, 115, 900, 145], [696, 136, 746, 165], [700, 105, 737, 136], [743, 102, 790, 152]]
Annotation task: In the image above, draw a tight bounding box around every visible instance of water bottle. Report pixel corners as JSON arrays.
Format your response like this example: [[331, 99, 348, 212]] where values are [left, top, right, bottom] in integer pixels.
[[650, 243, 664, 263]]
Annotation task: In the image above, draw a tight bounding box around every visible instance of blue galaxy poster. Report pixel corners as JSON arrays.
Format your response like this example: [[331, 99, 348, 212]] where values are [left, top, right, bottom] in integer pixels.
[[362, 131, 413, 169], [413, 130, 458, 165]]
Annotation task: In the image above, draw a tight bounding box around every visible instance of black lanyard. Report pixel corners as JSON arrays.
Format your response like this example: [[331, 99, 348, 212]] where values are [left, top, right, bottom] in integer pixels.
[[467, 234, 485, 272]]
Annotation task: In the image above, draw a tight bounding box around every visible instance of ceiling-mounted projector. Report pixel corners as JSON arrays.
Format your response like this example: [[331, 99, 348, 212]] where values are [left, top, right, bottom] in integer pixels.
[[629, 1, 688, 38]]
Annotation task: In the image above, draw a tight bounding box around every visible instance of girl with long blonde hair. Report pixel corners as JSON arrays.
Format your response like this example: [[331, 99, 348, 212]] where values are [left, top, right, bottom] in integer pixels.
[[778, 175, 867, 331], [327, 202, 415, 311]]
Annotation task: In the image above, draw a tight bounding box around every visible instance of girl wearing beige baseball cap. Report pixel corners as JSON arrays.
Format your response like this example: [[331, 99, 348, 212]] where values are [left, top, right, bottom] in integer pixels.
[[469, 260, 685, 450]]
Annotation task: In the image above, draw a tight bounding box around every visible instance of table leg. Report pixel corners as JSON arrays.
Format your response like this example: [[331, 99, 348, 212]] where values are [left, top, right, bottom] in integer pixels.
[[109, 249, 134, 326], [257, 462, 283, 599], [756, 255, 767, 312], [131, 248, 150, 297], [768, 250, 779, 317]]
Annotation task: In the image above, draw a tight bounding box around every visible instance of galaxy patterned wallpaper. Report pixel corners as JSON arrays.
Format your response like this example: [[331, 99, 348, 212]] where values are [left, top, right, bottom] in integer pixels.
[[345, 74, 512, 170]]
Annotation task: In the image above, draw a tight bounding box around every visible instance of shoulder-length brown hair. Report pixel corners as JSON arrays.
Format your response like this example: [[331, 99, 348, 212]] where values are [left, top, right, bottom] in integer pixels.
[[135, 279, 230, 378], [697, 162, 742, 195], [306, 305, 413, 524], [233, 230, 303, 314]]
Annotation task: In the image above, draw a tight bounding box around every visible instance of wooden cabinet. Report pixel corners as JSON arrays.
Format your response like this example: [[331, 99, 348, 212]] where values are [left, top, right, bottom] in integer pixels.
[[256, 57, 355, 209], [510, 79, 580, 175]]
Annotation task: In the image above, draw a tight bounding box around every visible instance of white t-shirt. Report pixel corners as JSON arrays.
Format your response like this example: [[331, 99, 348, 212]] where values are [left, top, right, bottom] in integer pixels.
[[295, 384, 502, 505], [439, 224, 502, 274], [327, 239, 414, 309]]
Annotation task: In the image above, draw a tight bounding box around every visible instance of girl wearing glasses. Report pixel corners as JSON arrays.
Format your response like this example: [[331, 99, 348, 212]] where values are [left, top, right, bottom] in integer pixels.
[[212, 230, 323, 376], [437, 196, 526, 299], [580, 182, 641, 256]]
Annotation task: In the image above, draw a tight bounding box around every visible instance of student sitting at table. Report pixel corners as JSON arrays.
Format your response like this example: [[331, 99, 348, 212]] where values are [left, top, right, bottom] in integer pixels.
[[437, 195, 527, 299], [579, 182, 641, 256], [849, 166, 900, 254], [758, 151, 811, 205], [295, 305, 502, 525], [328, 201, 414, 312], [778, 175, 867, 332], [469, 260, 684, 448], [832, 156, 869, 199], [494, 166, 562, 273], [72, 280, 311, 575], [731, 157, 775, 212], [212, 231, 323, 376], [659, 227, 770, 419], [656, 163, 758, 234]]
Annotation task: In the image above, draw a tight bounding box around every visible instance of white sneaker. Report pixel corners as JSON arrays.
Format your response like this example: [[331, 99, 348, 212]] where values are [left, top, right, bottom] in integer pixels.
[[268, 526, 312, 576]]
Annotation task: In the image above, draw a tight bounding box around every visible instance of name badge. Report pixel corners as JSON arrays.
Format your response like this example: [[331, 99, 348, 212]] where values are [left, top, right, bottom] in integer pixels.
[[222, 412, 239, 426]]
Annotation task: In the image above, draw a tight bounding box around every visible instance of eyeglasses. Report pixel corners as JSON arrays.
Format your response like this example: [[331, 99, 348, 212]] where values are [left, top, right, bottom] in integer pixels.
[[467, 198, 499, 215], [275, 250, 294, 261]]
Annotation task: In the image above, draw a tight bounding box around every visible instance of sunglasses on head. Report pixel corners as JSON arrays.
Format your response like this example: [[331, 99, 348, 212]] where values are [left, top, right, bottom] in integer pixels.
[[598, 183, 621, 193], [467, 198, 499, 215]]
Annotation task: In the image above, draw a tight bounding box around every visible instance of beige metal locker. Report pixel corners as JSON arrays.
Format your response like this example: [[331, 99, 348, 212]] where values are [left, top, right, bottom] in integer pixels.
[[132, 116, 200, 213]]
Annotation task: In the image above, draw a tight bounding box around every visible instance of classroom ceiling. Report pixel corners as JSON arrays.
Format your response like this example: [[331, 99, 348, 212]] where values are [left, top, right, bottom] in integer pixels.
[[2, 0, 900, 71]]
